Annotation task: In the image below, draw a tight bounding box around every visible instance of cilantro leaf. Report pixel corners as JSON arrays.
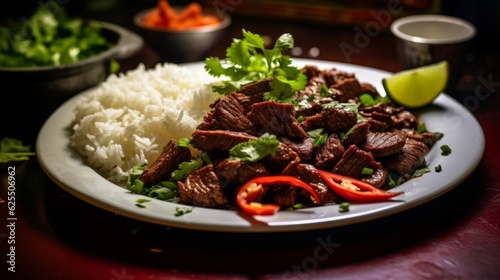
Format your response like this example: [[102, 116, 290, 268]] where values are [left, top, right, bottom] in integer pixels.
[[229, 133, 280, 162], [204, 29, 307, 102], [171, 157, 204, 181], [0, 138, 36, 163]]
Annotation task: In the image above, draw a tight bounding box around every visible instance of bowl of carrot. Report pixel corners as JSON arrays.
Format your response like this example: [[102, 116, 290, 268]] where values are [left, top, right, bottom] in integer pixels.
[[134, 0, 231, 63]]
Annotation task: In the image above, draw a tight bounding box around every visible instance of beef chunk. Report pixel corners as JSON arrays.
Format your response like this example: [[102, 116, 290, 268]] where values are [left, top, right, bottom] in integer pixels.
[[321, 68, 355, 86], [177, 165, 230, 208], [191, 130, 257, 152], [197, 92, 254, 133], [295, 101, 324, 117], [279, 136, 316, 162], [333, 145, 374, 178], [263, 143, 301, 174], [395, 110, 419, 129], [140, 139, 191, 187], [365, 119, 388, 132], [363, 132, 406, 158], [385, 138, 429, 178], [342, 121, 370, 147], [314, 133, 345, 170], [237, 79, 271, 103], [301, 65, 322, 80], [330, 78, 362, 102], [296, 164, 337, 204], [301, 107, 357, 132], [360, 82, 380, 97], [361, 161, 388, 188], [215, 159, 272, 187], [248, 101, 309, 140], [268, 187, 299, 209], [405, 131, 442, 148]]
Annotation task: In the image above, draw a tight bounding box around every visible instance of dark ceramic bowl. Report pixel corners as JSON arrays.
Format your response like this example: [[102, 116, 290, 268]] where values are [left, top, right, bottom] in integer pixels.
[[133, 6, 231, 63], [0, 20, 143, 142], [0, 20, 143, 99]]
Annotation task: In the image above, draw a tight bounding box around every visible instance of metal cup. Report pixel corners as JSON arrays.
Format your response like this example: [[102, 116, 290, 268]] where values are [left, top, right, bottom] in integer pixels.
[[390, 14, 476, 89]]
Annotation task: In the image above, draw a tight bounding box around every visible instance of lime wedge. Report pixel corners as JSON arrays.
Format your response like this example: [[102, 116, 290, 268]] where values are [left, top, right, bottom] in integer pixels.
[[383, 61, 449, 109]]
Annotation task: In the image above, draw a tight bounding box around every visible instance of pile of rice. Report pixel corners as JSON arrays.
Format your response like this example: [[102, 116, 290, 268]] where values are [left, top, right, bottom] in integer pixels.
[[70, 63, 221, 183]]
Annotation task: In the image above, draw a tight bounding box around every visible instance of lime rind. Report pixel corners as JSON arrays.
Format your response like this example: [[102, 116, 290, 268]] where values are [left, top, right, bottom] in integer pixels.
[[383, 61, 449, 109]]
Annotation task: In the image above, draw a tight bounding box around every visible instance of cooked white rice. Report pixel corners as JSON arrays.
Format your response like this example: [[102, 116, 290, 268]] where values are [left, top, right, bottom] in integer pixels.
[[70, 63, 221, 183]]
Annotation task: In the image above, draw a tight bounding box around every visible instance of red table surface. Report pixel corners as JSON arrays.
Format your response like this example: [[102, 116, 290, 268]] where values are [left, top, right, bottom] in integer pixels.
[[1, 11, 500, 280]]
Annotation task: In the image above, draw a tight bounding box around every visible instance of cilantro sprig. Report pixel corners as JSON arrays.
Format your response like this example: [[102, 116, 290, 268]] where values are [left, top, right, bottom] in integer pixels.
[[229, 133, 280, 162], [204, 29, 307, 102], [0, 138, 36, 163]]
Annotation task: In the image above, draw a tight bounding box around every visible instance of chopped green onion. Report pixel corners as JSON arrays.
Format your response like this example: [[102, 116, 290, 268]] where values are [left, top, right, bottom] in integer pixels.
[[440, 145, 452, 155], [435, 165, 442, 172], [362, 167, 374, 176], [338, 202, 350, 213], [416, 123, 427, 133]]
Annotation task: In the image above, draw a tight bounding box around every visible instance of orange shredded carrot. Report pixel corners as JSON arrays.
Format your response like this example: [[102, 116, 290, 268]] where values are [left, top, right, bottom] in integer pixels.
[[142, 0, 220, 30]]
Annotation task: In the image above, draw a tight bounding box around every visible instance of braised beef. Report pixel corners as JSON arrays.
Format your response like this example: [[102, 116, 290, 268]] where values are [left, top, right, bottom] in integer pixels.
[[301, 107, 357, 132], [342, 121, 370, 147], [333, 145, 374, 178], [365, 119, 389, 132], [237, 78, 271, 103], [395, 110, 419, 129], [215, 159, 271, 187], [363, 132, 406, 158], [263, 143, 301, 174], [296, 164, 337, 204], [314, 133, 345, 170], [268, 187, 299, 209], [191, 130, 257, 152], [279, 136, 316, 162], [385, 138, 429, 178], [295, 101, 324, 117], [405, 131, 442, 148], [248, 101, 309, 140], [360, 82, 380, 97], [197, 92, 254, 133], [321, 68, 355, 86], [330, 78, 362, 102], [140, 139, 191, 187], [361, 161, 388, 188], [177, 165, 230, 208]]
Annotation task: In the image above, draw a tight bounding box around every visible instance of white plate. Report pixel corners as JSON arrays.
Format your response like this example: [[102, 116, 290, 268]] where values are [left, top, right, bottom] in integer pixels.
[[36, 59, 485, 232]]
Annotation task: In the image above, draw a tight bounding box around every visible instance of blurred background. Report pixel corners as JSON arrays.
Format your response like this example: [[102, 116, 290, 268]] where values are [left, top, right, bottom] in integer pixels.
[[1, 0, 498, 142], [1, 0, 498, 46]]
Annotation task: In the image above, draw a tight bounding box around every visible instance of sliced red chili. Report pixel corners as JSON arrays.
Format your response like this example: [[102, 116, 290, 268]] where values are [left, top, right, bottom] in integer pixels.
[[236, 176, 321, 215], [318, 170, 402, 203]]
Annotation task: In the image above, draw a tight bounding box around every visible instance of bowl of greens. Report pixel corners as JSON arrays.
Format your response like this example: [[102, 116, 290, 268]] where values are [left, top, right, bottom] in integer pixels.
[[0, 5, 143, 100], [0, 4, 143, 143]]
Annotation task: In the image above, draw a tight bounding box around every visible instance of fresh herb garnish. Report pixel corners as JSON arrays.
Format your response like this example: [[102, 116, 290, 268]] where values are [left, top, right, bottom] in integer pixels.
[[229, 133, 280, 162], [135, 198, 151, 208], [0, 3, 112, 67], [175, 207, 193, 216], [416, 123, 427, 133], [0, 138, 36, 163], [440, 144, 452, 155], [358, 93, 391, 107], [338, 202, 350, 213], [411, 167, 431, 178], [435, 164, 443, 172], [204, 29, 307, 102], [171, 157, 205, 181], [362, 167, 374, 176]]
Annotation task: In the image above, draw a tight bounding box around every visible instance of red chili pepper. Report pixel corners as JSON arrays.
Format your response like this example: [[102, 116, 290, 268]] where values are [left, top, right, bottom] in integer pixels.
[[236, 176, 321, 215], [317, 170, 402, 203]]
